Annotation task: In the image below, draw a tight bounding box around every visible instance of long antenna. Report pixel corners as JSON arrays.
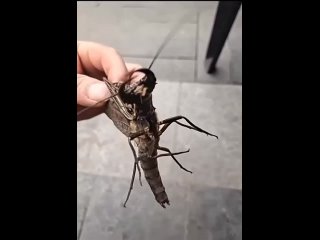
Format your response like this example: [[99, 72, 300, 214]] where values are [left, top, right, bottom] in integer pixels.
[[148, 11, 192, 69], [77, 93, 118, 117]]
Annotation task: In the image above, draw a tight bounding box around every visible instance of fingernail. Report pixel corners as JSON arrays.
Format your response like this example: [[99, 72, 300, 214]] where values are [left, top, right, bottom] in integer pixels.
[[87, 82, 109, 102]]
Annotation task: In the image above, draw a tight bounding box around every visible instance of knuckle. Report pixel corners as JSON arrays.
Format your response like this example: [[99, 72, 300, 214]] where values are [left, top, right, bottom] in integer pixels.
[[107, 47, 118, 55]]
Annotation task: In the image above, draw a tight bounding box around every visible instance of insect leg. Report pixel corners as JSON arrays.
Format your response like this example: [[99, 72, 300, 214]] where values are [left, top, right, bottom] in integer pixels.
[[158, 116, 218, 139], [128, 136, 142, 186], [124, 127, 152, 190], [129, 127, 149, 140], [123, 138, 141, 208], [158, 119, 201, 136], [154, 149, 190, 158], [77, 93, 119, 117], [158, 123, 171, 136], [157, 146, 193, 174], [136, 161, 142, 187], [123, 157, 136, 207]]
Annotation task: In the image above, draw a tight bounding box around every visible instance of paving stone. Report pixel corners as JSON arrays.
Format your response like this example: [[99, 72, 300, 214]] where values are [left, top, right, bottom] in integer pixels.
[[77, 172, 97, 238], [79, 175, 190, 240], [186, 186, 242, 240]]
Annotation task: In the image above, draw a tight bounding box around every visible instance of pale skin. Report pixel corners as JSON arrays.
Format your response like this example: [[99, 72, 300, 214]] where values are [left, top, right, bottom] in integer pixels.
[[77, 41, 144, 121]]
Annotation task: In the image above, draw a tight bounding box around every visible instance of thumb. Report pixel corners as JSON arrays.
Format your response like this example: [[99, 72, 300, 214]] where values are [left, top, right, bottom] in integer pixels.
[[77, 74, 110, 107]]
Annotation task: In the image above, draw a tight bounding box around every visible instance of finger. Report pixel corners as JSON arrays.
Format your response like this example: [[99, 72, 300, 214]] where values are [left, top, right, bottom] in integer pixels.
[[77, 41, 129, 83], [77, 73, 110, 107], [125, 63, 146, 83], [125, 63, 143, 72]]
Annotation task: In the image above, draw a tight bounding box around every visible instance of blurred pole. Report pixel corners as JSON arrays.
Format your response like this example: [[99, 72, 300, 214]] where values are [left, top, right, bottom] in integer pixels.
[[205, 1, 242, 73]]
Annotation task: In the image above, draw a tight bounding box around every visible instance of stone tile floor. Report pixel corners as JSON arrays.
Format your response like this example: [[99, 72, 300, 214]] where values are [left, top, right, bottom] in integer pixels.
[[77, 1, 242, 240]]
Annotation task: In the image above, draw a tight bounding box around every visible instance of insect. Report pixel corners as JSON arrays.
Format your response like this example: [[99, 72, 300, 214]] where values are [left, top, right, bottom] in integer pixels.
[[77, 13, 218, 208]]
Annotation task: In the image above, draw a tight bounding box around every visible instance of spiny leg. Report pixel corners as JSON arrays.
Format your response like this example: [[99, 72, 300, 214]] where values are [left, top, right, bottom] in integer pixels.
[[136, 161, 142, 187], [127, 127, 152, 188], [124, 127, 150, 207], [129, 127, 149, 140], [123, 138, 140, 208], [77, 77, 120, 118], [77, 93, 118, 117], [158, 123, 171, 136], [154, 149, 190, 158], [123, 156, 136, 207], [157, 146, 193, 174], [158, 116, 218, 139], [159, 121, 201, 136]]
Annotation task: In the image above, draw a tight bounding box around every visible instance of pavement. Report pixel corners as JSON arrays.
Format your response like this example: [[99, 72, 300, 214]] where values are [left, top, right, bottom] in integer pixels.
[[77, 1, 242, 240]]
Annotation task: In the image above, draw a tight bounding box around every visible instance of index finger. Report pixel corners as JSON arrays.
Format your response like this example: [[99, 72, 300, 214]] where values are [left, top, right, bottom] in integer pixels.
[[77, 41, 130, 83]]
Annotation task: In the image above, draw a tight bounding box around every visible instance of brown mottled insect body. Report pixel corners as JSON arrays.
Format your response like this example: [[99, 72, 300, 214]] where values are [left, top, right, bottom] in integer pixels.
[[104, 70, 171, 207], [131, 75, 170, 207], [103, 68, 217, 208]]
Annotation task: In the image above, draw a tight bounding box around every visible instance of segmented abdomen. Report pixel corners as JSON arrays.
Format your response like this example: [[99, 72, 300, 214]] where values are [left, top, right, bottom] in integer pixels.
[[139, 156, 170, 208]]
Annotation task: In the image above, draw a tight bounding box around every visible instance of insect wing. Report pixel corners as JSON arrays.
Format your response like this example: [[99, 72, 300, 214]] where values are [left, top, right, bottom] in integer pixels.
[[105, 99, 132, 137]]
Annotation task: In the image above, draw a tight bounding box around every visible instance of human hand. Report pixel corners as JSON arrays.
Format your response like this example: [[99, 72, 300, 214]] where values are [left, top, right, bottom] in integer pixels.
[[77, 41, 144, 121]]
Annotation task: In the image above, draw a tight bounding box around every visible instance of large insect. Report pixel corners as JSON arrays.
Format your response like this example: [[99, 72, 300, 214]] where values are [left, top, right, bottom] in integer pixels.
[[77, 13, 218, 208]]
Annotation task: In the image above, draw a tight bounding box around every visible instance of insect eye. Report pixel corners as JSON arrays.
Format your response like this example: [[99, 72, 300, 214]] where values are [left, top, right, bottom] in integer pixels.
[[128, 107, 133, 113]]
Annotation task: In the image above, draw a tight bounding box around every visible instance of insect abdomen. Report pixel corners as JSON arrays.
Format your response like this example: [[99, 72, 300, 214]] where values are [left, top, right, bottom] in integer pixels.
[[140, 157, 170, 208]]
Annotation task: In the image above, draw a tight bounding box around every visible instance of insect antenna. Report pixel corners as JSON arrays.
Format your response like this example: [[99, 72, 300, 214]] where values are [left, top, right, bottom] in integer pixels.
[[77, 93, 119, 117], [148, 11, 193, 70]]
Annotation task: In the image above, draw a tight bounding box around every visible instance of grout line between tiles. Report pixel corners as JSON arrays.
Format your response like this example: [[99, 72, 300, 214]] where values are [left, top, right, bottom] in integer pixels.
[[194, 11, 200, 82]]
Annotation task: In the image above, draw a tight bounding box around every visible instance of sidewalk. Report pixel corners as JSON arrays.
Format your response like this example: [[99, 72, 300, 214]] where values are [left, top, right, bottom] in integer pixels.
[[77, 2, 242, 240]]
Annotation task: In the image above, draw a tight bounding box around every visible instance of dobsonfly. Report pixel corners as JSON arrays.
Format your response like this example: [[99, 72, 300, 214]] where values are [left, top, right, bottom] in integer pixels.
[[77, 12, 218, 208]]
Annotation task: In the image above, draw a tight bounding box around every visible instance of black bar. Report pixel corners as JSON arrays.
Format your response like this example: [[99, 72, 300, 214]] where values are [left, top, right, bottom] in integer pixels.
[[205, 1, 242, 73]]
